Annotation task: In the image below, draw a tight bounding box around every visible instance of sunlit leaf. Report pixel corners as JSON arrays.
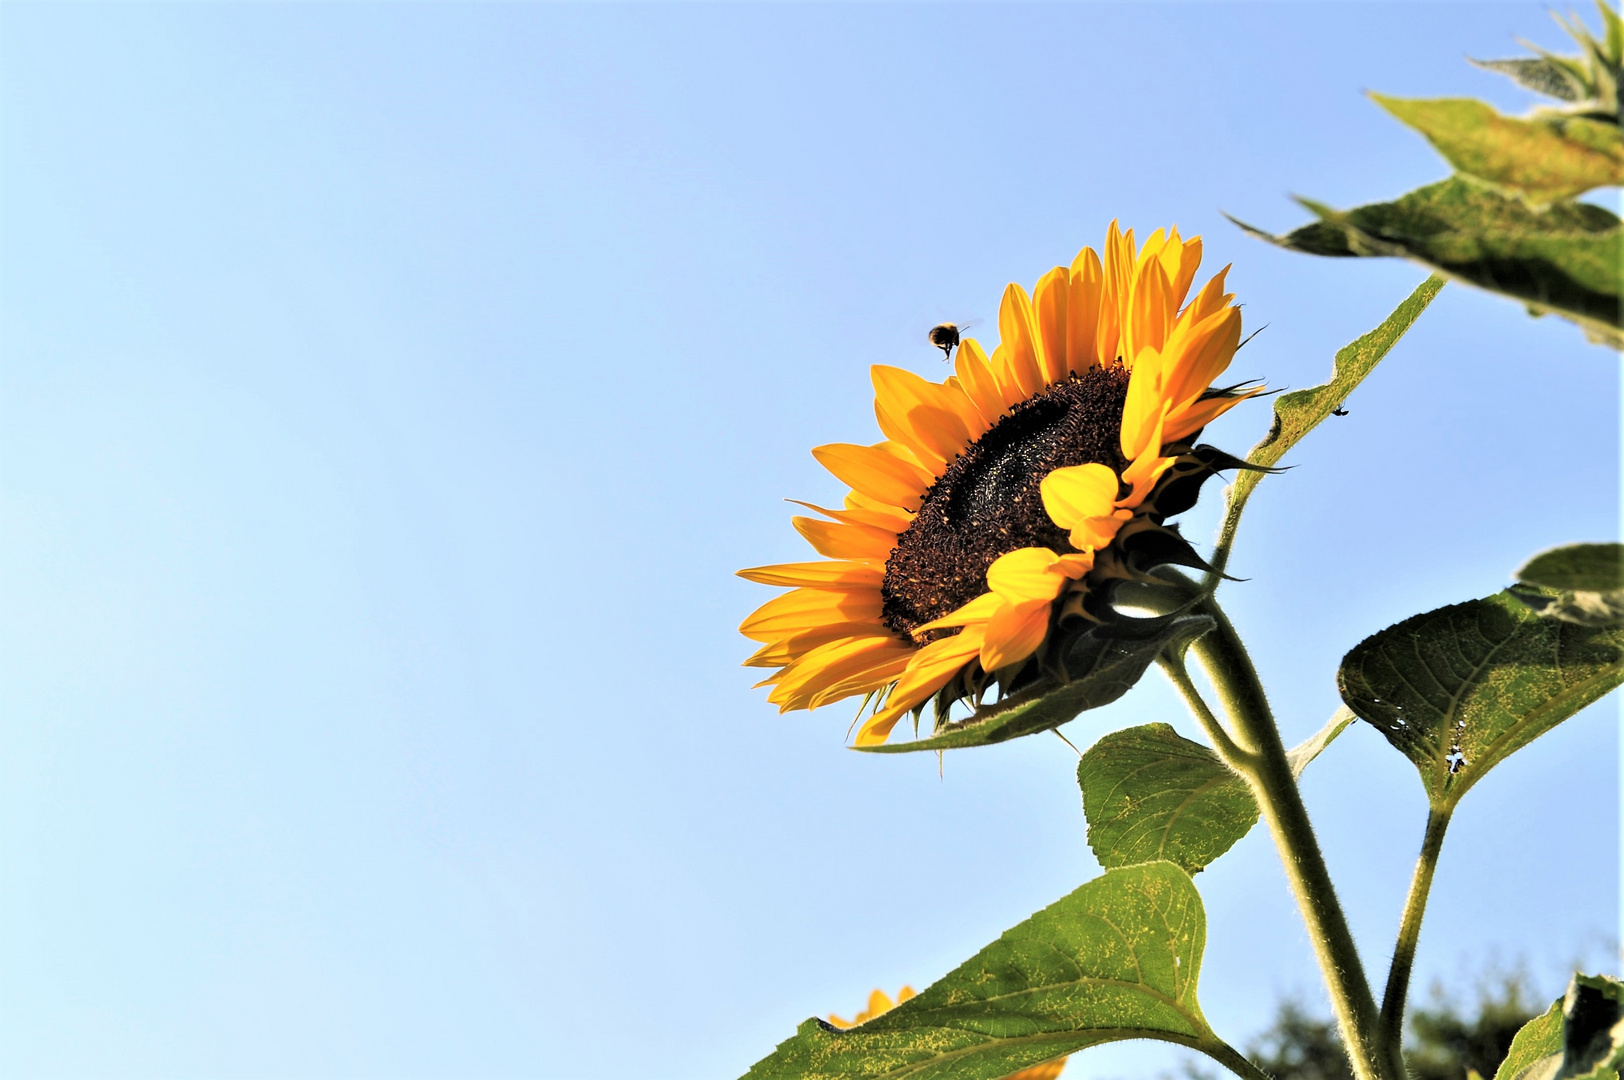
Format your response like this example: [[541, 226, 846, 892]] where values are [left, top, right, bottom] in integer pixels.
[[1496, 999, 1565, 1080], [1372, 95, 1624, 201], [1077, 710, 1353, 874], [1337, 590, 1624, 810], [1494, 974, 1624, 1080], [740, 862, 1222, 1080], [1078, 724, 1256, 874], [1233, 177, 1623, 348], [1224, 276, 1443, 516], [859, 617, 1213, 754]]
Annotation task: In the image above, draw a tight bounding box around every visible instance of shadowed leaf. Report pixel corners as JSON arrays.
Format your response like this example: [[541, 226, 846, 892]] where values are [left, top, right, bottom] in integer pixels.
[[1372, 95, 1624, 201], [1517, 543, 1624, 592], [1233, 177, 1623, 347], [1512, 542, 1624, 626], [1337, 590, 1624, 810], [859, 617, 1213, 754], [740, 862, 1222, 1080]]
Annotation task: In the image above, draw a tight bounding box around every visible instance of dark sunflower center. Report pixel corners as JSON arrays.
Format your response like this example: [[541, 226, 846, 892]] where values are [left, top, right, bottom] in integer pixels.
[[880, 364, 1131, 639]]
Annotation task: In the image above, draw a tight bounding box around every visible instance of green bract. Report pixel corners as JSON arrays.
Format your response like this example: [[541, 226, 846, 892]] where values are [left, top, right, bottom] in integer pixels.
[[858, 616, 1213, 754]]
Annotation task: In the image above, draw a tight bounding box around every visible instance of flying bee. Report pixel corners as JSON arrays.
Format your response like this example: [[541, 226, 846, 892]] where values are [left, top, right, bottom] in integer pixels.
[[1331, 406, 1350, 417], [927, 320, 977, 360]]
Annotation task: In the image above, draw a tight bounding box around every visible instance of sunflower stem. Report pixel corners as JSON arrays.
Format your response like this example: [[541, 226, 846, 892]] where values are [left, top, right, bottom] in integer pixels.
[[1377, 807, 1453, 1061], [1156, 652, 1255, 770], [1186, 596, 1393, 1080]]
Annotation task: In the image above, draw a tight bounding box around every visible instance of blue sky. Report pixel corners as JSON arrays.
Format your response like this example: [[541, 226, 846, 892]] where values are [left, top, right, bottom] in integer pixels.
[[1, 3, 1617, 1078]]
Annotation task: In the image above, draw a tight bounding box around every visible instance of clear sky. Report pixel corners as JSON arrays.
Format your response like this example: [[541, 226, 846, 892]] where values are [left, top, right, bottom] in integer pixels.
[[1, 3, 1617, 1078]]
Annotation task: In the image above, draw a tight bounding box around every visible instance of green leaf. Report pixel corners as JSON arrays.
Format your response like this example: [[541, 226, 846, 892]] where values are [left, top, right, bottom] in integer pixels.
[[1496, 975, 1624, 1080], [1372, 95, 1624, 201], [1224, 275, 1443, 514], [1234, 177, 1623, 348], [1495, 1000, 1564, 1080], [740, 862, 1222, 1080], [858, 617, 1214, 754], [1517, 543, 1624, 592], [1285, 707, 1357, 778], [1077, 724, 1258, 874], [1471, 56, 1591, 104], [1337, 590, 1624, 810], [1076, 711, 1352, 875], [1556, 974, 1624, 1080], [1513, 542, 1624, 626]]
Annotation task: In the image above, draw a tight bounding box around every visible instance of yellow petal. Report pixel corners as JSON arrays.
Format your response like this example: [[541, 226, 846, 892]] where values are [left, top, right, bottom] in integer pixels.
[[1120, 347, 1168, 461], [1165, 385, 1267, 443], [806, 650, 915, 708], [997, 283, 1046, 397], [986, 546, 1089, 604], [872, 365, 974, 469], [739, 587, 884, 643], [812, 442, 932, 510], [792, 516, 897, 560], [981, 599, 1053, 672], [1168, 233, 1202, 311], [1040, 464, 1121, 529], [768, 635, 916, 711], [1033, 266, 1072, 384], [1161, 307, 1242, 413], [911, 590, 1004, 635], [736, 561, 884, 588], [954, 338, 1008, 426], [854, 627, 985, 746], [789, 498, 912, 534], [743, 625, 862, 667], [1066, 248, 1104, 374]]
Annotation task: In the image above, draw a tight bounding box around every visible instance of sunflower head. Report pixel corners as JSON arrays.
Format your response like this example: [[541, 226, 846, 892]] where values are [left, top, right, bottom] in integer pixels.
[[740, 223, 1264, 748]]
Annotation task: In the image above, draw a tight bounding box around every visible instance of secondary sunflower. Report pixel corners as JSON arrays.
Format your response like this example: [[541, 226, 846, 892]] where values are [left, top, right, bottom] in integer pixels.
[[826, 986, 1070, 1079], [739, 223, 1262, 747]]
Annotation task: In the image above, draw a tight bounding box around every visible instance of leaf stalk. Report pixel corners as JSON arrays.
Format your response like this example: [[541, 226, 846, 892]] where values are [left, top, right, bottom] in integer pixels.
[[1377, 806, 1453, 1056]]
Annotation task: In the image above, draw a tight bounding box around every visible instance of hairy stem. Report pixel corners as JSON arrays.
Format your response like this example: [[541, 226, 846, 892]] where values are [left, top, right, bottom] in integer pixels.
[[1378, 807, 1453, 1054], [1200, 1036, 1274, 1080], [1157, 651, 1255, 769], [1187, 597, 1395, 1080]]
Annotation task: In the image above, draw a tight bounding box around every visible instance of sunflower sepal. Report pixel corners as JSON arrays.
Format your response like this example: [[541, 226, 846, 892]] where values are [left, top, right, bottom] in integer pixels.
[[854, 615, 1215, 754]]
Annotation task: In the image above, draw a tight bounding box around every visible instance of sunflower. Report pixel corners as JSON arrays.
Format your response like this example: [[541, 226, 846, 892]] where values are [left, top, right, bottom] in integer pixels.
[[739, 222, 1262, 747], [827, 986, 1069, 1080]]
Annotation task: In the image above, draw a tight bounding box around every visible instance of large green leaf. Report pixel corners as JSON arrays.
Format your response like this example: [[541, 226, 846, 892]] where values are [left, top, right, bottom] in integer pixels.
[[1373, 95, 1624, 201], [740, 862, 1223, 1080], [1077, 712, 1354, 875], [1494, 975, 1624, 1080], [1077, 724, 1257, 874], [1234, 177, 1623, 348], [1513, 542, 1624, 626], [1337, 590, 1624, 810], [859, 617, 1213, 754], [1225, 275, 1443, 517]]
